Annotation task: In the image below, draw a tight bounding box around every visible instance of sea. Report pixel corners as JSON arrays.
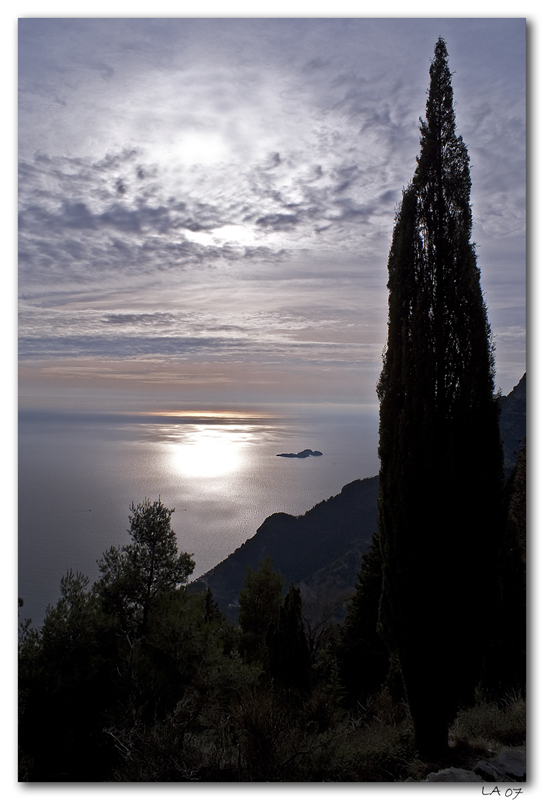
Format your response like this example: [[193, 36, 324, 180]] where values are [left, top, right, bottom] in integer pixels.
[[18, 406, 379, 626]]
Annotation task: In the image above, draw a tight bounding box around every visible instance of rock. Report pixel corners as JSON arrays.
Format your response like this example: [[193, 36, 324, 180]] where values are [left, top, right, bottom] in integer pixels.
[[424, 768, 483, 782], [486, 749, 526, 781], [423, 748, 526, 784], [475, 761, 514, 782]]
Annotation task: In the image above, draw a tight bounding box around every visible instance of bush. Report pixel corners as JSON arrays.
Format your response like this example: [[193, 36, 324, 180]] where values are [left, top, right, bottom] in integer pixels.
[[450, 693, 526, 751]]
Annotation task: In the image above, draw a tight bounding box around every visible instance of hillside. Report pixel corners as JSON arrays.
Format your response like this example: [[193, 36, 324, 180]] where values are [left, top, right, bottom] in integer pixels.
[[193, 475, 379, 617], [499, 373, 526, 475], [194, 375, 526, 620]]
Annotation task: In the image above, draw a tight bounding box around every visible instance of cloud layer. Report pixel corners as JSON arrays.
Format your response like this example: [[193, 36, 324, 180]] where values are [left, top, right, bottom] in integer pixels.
[[18, 18, 526, 410]]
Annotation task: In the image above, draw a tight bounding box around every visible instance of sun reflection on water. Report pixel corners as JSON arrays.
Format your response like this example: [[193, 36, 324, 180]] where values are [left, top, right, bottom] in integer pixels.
[[167, 424, 255, 479]]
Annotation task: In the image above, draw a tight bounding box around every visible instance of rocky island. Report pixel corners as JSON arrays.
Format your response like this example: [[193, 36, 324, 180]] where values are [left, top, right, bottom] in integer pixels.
[[276, 449, 323, 458]]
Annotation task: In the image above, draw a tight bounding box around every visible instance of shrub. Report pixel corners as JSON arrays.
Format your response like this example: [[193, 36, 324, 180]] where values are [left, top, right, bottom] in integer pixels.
[[450, 693, 526, 751]]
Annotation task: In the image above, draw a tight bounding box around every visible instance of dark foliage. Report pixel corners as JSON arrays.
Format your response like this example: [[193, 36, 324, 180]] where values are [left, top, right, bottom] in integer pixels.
[[267, 583, 312, 694], [481, 438, 526, 697], [18, 472, 525, 781], [18, 572, 119, 780], [376, 38, 506, 757], [195, 369, 521, 628], [336, 532, 390, 705], [94, 497, 195, 635], [237, 555, 284, 663], [19, 500, 205, 781]]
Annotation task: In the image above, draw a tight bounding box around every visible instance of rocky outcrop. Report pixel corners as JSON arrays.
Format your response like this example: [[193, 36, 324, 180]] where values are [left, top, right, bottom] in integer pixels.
[[276, 449, 323, 458], [424, 768, 483, 782], [475, 749, 526, 782], [424, 749, 526, 782]]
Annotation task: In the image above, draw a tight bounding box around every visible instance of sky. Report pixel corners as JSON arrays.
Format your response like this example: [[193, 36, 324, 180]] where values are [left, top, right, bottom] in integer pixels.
[[18, 16, 526, 416]]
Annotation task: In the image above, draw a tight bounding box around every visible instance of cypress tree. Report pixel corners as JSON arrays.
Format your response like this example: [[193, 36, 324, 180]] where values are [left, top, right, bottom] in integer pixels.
[[377, 38, 504, 757], [482, 438, 526, 698], [267, 583, 312, 694], [238, 556, 284, 662], [336, 533, 390, 705]]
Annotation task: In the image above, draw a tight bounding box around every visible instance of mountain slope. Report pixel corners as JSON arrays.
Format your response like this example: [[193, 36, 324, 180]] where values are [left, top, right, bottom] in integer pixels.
[[499, 373, 526, 476], [193, 476, 378, 615]]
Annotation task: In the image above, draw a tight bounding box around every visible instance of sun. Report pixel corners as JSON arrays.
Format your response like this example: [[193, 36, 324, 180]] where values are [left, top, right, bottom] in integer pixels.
[[183, 223, 259, 248], [177, 131, 230, 166]]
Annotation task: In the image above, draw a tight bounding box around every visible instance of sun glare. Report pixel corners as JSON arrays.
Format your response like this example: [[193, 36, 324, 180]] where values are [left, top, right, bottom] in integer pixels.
[[168, 424, 247, 478], [177, 131, 230, 166], [145, 410, 275, 420], [183, 224, 259, 248]]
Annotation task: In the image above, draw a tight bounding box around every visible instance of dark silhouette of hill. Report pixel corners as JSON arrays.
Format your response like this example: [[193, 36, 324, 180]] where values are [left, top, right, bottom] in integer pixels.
[[499, 373, 526, 475], [194, 375, 525, 620], [193, 476, 378, 617]]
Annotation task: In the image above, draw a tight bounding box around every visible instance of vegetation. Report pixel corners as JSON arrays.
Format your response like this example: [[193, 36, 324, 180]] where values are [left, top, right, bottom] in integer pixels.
[[19, 556, 526, 783], [18, 455, 526, 781], [336, 532, 390, 706], [95, 498, 195, 635], [376, 37, 506, 757], [238, 556, 284, 662]]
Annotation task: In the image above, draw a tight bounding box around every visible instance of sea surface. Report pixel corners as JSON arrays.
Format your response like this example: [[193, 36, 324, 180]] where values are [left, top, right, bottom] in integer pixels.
[[18, 407, 379, 626]]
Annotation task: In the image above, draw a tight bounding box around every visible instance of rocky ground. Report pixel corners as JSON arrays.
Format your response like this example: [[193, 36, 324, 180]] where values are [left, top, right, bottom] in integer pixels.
[[419, 749, 526, 782]]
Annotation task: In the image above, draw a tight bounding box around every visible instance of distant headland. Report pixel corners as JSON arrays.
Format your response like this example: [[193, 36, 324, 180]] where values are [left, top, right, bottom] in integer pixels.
[[276, 449, 323, 458]]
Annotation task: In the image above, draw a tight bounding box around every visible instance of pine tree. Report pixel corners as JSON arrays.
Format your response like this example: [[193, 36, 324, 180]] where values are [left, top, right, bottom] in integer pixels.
[[95, 498, 195, 635], [377, 38, 504, 757]]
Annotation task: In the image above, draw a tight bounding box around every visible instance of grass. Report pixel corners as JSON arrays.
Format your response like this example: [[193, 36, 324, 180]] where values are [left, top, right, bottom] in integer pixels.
[[406, 692, 526, 781], [107, 687, 526, 781], [315, 689, 526, 782], [449, 692, 526, 752]]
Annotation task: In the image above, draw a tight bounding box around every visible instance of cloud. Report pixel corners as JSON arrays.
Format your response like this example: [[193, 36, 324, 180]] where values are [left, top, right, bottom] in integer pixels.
[[255, 213, 301, 231], [101, 312, 175, 326], [18, 19, 526, 407], [19, 132, 397, 297]]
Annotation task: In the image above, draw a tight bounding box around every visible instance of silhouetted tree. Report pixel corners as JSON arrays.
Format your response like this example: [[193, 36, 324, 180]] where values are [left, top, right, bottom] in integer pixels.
[[238, 556, 284, 662], [336, 533, 390, 705], [377, 38, 504, 757], [482, 438, 526, 697], [95, 498, 195, 635], [204, 586, 224, 624], [267, 583, 312, 694], [18, 571, 117, 780], [19, 503, 246, 781]]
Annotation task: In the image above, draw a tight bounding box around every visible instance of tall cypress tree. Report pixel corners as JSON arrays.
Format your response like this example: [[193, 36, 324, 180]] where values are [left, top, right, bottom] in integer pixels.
[[377, 38, 504, 757], [267, 583, 312, 694]]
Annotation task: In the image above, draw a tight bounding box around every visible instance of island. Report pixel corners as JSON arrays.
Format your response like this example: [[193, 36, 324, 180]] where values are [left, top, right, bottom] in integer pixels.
[[276, 449, 323, 458]]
